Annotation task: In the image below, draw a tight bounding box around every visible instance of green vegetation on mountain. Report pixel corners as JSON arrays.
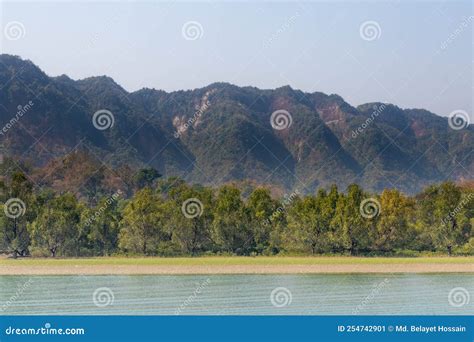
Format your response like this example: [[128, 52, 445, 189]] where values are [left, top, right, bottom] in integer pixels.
[[0, 55, 472, 195]]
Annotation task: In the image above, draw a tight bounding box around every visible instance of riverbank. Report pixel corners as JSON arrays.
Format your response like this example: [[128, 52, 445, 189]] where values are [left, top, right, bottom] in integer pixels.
[[1, 256, 473, 274]]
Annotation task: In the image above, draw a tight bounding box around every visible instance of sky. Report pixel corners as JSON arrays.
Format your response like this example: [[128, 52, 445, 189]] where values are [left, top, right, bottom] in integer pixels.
[[0, 0, 472, 117]]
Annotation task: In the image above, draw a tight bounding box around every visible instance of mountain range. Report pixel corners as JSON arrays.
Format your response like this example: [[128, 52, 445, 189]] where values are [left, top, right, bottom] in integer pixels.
[[0, 54, 472, 195]]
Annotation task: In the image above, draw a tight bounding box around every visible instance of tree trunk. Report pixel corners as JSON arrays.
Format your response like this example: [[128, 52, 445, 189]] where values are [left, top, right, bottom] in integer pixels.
[[191, 222, 198, 256], [349, 239, 355, 256]]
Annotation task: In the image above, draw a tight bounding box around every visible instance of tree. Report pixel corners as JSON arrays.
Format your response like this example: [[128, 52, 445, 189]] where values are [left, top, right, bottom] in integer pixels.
[[247, 188, 278, 254], [212, 185, 252, 254], [284, 189, 332, 254], [83, 192, 123, 256], [321, 185, 339, 252], [163, 184, 214, 255], [0, 172, 34, 257], [119, 188, 167, 255], [375, 189, 414, 252], [28, 193, 80, 257], [331, 184, 374, 255], [134, 167, 161, 189], [419, 182, 465, 255]]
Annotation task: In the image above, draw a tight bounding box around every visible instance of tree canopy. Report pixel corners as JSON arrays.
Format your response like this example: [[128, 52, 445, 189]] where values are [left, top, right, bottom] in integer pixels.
[[0, 173, 472, 257]]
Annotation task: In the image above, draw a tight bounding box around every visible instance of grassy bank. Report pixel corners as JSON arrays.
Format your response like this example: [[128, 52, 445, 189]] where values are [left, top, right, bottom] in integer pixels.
[[1, 256, 473, 266]]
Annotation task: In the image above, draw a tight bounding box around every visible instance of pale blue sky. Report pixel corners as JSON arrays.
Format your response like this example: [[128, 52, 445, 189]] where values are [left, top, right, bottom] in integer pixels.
[[0, 0, 472, 117]]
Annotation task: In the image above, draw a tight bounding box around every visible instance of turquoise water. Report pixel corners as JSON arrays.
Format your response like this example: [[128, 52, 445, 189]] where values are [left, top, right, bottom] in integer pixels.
[[1, 274, 472, 315]]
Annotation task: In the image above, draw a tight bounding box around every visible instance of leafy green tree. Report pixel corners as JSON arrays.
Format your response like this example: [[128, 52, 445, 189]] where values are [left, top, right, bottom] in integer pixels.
[[28, 193, 80, 257], [324, 185, 340, 251], [212, 185, 252, 254], [0, 172, 34, 256], [119, 188, 168, 255], [83, 193, 123, 256], [284, 189, 332, 254], [247, 188, 278, 254], [83, 170, 105, 204], [331, 184, 374, 255], [163, 184, 214, 255], [375, 189, 414, 252], [265, 191, 300, 255], [134, 167, 161, 189], [419, 182, 466, 255]]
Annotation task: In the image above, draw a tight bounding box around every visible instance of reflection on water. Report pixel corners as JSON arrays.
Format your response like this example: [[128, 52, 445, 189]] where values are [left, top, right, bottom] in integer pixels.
[[1, 274, 472, 315]]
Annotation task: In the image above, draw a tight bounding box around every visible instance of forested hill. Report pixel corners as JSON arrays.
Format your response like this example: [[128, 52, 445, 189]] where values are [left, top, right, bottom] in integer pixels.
[[0, 54, 473, 195]]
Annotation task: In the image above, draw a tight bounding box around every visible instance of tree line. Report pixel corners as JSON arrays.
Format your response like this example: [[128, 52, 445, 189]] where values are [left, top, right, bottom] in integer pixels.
[[1, 170, 473, 257]]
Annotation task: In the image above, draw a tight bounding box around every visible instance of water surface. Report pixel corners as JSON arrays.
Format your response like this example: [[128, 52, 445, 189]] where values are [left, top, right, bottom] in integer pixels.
[[1, 274, 472, 315]]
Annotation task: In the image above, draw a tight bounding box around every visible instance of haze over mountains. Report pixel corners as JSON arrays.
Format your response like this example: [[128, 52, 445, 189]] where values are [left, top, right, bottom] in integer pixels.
[[0, 54, 472, 195]]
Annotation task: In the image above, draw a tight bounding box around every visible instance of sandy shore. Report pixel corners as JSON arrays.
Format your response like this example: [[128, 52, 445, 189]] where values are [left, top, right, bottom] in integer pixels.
[[1, 263, 473, 275]]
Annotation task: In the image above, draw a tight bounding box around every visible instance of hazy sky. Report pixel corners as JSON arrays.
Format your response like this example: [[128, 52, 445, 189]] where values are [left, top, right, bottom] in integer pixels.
[[0, 0, 472, 117]]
